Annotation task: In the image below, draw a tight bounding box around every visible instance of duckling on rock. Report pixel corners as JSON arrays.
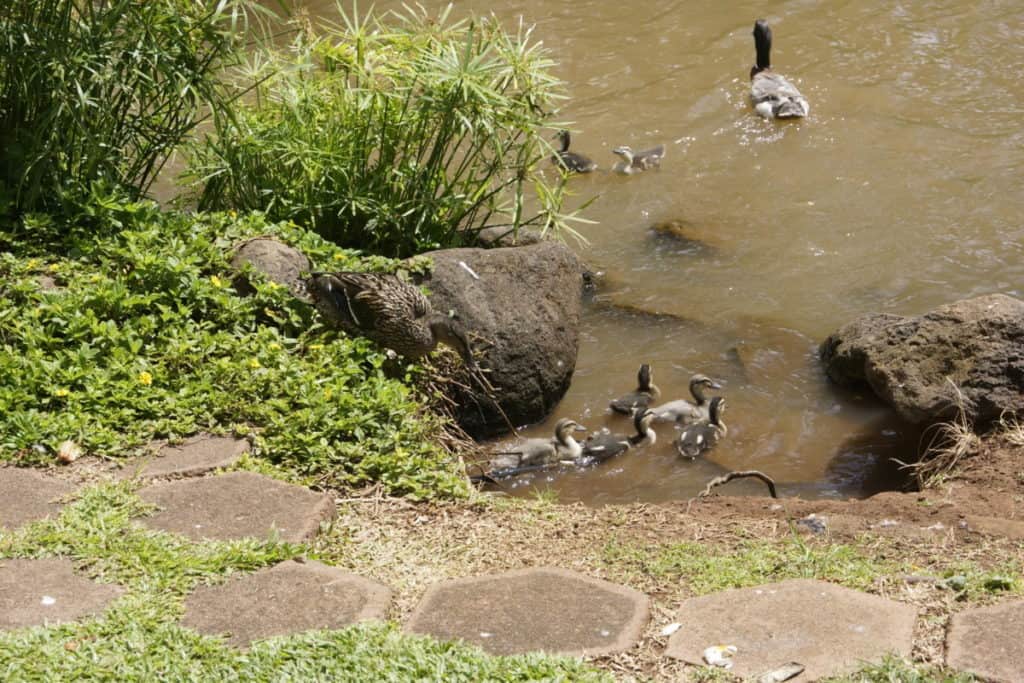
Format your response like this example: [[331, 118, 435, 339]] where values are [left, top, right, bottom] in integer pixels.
[[582, 409, 657, 463], [611, 144, 665, 174], [651, 374, 722, 425], [674, 396, 727, 458], [552, 130, 598, 173], [610, 363, 661, 414], [750, 19, 810, 119], [487, 418, 586, 476]]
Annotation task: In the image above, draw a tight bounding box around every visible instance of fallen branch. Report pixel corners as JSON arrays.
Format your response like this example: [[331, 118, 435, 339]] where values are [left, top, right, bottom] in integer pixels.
[[698, 470, 778, 499]]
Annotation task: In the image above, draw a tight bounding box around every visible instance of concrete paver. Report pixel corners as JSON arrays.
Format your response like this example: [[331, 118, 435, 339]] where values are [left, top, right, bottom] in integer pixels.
[[182, 559, 390, 648], [138, 471, 334, 542], [947, 599, 1024, 682], [405, 566, 649, 656], [0, 558, 123, 630], [665, 579, 917, 680]]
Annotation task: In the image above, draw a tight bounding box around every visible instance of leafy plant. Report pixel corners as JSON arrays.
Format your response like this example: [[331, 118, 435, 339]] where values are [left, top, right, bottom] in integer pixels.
[[0, 202, 469, 499], [187, 4, 585, 257], [0, 0, 258, 219]]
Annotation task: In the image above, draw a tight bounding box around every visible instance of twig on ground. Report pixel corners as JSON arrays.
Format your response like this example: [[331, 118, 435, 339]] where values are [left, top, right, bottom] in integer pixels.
[[697, 470, 778, 499]]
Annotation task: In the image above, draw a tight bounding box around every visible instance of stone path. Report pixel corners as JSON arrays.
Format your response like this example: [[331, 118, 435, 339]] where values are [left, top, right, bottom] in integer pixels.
[[664, 578, 917, 680], [0, 558, 123, 630], [1, 467, 75, 529], [405, 567, 649, 656], [182, 559, 391, 648], [2, 441, 1024, 679]]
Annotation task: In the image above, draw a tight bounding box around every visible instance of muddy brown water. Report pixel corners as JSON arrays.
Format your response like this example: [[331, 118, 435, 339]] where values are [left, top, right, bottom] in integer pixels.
[[292, 1, 1024, 502]]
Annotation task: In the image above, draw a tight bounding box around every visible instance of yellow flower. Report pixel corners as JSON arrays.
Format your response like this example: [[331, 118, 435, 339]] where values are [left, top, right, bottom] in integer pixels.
[[54, 388, 70, 398], [332, 253, 346, 261], [268, 342, 281, 351], [137, 371, 153, 386], [267, 281, 280, 290], [308, 343, 324, 351], [323, 387, 333, 400], [47, 263, 60, 273], [229, 210, 237, 218], [210, 275, 223, 288], [248, 358, 261, 369]]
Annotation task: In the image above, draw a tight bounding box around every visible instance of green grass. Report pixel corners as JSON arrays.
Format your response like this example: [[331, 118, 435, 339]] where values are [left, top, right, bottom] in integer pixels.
[[187, 4, 590, 258], [821, 655, 978, 682], [0, 482, 610, 682], [604, 532, 1022, 598], [0, 200, 468, 499]]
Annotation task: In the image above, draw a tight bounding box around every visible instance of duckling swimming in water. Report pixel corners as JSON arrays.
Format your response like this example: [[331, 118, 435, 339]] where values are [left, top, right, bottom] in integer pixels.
[[750, 19, 809, 119], [651, 374, 722, 425], [487, 418, 586, 476], [611, 144, 665, 174], [552, 130, 597, 173], [582, 409, 657, 463], [674, 396, 727, 458], [610, 363, 661, 415]]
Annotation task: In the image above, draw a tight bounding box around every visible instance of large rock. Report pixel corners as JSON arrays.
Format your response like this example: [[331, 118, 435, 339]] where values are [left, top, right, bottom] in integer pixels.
[[230, 237, 310, 298], [415, 241, 584, 437], [821, 294, 1024, 426]]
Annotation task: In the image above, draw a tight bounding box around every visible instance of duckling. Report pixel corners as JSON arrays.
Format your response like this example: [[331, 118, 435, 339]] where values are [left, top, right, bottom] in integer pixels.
[[552, 130, 598, 173], [674, 396, 727, 458], [611, 144, 665, 174], [582, 409, 657, 463], [610, 363, 661, 415], [750, 19, 809, 119], [306, 271, 476, 369], [651, 374, 722, 425], [487, 418, 586, 475]]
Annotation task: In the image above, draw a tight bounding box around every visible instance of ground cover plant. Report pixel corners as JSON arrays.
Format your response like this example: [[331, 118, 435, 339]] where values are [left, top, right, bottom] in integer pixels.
[[0, 0, 259, 218], [0, 200, 468, 499], [188, 4, 584, 257]]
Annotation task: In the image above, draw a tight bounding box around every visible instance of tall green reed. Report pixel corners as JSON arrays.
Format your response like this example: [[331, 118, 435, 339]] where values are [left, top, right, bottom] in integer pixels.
[[0, 0, 258, 220], [187, 4, 585, 258]]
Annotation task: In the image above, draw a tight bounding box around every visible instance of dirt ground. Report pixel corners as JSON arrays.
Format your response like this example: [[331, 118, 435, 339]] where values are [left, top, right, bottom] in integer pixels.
[[313, 433, 1024, 681]]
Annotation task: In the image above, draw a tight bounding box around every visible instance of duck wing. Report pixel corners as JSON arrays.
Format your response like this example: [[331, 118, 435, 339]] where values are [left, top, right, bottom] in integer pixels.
[[609, 391, 654, 415], [751, 72, 809, 118], [582, 432, 631, 462], [651, 399, 704, 424], [635, 144, 665, 169]]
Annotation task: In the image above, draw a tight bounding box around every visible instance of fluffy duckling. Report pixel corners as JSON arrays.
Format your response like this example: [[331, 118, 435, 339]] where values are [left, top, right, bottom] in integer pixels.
[[750, 19, 809, 119], [651, 374, 722, 425], [674, 396, 727, 458], [610, 363, 661, 415], [582, 409, 657, 463], [611, 144, 665, 174], [488, 418, 586, 475], [552, 130, 598, 173]]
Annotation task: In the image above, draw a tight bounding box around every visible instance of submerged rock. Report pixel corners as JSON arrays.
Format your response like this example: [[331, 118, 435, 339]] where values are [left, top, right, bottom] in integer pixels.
[[415, 241, 584, 438], [820, 293, 1024, 427]]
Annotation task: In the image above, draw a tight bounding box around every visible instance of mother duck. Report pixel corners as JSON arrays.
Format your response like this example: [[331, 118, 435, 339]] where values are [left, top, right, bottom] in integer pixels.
[[750, 19, 809, 119]]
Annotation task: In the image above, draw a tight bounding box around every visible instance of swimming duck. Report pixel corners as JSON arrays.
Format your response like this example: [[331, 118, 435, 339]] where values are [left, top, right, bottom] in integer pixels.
[[611, 144, 665, 174], [306, 271, 476, 368], [582, 409, 657, 463], [674, 396, 727, 458], [487, 418, 586, 475], [552, 130, 598, 173], [750, 19, 809, 119], [651, 374, 722, 425], [610, 363, 661, 415]]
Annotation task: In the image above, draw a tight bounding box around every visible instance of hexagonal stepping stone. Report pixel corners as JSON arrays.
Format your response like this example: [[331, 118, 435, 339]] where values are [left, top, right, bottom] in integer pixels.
[[182, 559, 390, 648], [405, 567, 649, 656], [0, 467, 75, 529], [138, 472, 334, 542], [0, 558, 123, 630], [129, 434, 250, 479], [947, 600, 1024, 682], [665, 579, 916, 680]]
